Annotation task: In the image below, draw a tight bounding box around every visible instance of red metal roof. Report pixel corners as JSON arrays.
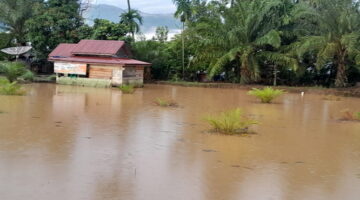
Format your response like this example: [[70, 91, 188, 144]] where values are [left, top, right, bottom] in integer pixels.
[[49, 44, 77, 57], [49, 56, 151, 66], [48, 40, 151, 66], [71, 40, 125, 56]]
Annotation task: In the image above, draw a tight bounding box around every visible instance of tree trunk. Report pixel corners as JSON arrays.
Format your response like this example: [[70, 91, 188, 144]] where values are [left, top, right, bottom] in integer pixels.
[[273, 64, 277, 86], [182, 21, 185, 80], [127, 0, 131, 12], [335, 50, 348, 88]]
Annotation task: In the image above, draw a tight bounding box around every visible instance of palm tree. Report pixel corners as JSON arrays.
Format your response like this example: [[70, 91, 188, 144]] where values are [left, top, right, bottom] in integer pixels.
[[292, 0, 360, 87], [195, 0, 298, 84], [0, 0, 36, 45], [172, 0, 192, 80], [120, 9, 143, 41]]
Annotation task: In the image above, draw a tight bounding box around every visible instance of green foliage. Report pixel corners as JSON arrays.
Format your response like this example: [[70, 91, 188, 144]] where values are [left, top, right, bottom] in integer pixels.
[[0, 78, 25, 96], [0, 62, 27, 82], [81, 19, 130, 40], [21, 70, 34, 81], [57, 77, 111, 88], [248, 87, 286, 103], [26, 0, 83, 59], [154, 98, 178, 107], [120, 9, 143, 39], [204, 108, 258, 135], [0, 0, 37, 44], [119, 84, 135, 94]]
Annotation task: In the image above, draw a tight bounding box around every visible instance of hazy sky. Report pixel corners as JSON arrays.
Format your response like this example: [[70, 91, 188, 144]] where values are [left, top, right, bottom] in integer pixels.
[[93, 0, 176, 14]]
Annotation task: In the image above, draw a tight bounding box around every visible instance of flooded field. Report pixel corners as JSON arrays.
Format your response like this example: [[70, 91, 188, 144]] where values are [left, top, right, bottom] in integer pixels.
[[0, 83, 360, 200]]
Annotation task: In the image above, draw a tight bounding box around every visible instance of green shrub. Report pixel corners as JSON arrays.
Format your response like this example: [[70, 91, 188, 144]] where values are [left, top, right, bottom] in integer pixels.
[[21, 70, 35, 81], [356, 112, 360, 120], [154, 98, 178, 107], [248, 87, 285, 103], [0, 62, 27, 82], [119, 84, 135, 94], [0, 78, 26, 96], [204, 108, 258, 134]]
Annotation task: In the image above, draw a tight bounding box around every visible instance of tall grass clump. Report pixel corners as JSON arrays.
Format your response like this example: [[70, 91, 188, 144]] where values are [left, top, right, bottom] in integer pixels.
[[248, 87, 285, 103], [0, 78, 26, 96], [119, 84, 135, 94], [154, 98, 178, 107], [204, 108, 258, 135], [0, 62, 28, 82], [340, 109, 360, 121]]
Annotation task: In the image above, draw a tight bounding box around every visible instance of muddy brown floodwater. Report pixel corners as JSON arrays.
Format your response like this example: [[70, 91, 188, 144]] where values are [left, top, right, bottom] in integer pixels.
[[0, 84, 360, 200]]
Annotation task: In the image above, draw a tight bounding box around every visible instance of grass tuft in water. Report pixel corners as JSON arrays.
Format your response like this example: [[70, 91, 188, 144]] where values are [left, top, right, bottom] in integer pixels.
[[340, 109, 360, 121], [0, 78, 26, 96], [248, 87, 285, 103], [323, 95, 342, 101], [154, 98, 178, 107], [119, 84, 135, 94], [204, 108, 258, 135]]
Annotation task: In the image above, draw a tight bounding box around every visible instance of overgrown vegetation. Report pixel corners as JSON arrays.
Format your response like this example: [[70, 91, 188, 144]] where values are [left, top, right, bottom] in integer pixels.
[[204, 108, 258, 135], [0, 78, 26, 96], [248, 87, 285, 103], [119, 84, 135, 94], [340, 110, 360, 121], [0, 62, 29, 82], [154, 98, 178, 107]]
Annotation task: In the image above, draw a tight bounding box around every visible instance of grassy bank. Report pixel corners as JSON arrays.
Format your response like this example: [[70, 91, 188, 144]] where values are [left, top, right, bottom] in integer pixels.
[[156, 81, 360, 98]]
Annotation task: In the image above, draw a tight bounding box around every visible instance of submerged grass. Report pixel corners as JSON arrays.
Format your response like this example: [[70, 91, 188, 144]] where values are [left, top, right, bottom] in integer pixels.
[[154, 98, 178, 107], [0, 78, 26, 96], [119, 85, 135, 94], [204, 108, 258, 135], [323, 95, 342, 101], [340, 109, 360, 121], [248, 87, 285, 103]]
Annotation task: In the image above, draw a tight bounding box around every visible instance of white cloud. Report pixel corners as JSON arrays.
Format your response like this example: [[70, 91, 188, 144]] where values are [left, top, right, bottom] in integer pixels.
[[93, 0, 176, 14]]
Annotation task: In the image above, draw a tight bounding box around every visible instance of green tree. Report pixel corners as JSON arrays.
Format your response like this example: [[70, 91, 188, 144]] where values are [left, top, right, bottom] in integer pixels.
[[26, 0, 83, 59], [120, 9, 143, 41], [194, 0, 298, 84], [154, 26, 169, 43], [292, 0, 360, 87], [172, 0, 193, 79], [0, 0, 39, 45], [85, 19, 129, 40]]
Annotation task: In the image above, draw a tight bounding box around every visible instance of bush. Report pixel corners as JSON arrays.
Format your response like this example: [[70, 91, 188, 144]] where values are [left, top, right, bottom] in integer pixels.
[[119, 84, 135, 94], [248, 87, 285, 103], [204, 108, 258, 134], [154, 98, 178, 107], [0, 78, 26, 96], [340, 109, 360, 121], [21, 70, 35, 82], [0, 62, 27, 82]]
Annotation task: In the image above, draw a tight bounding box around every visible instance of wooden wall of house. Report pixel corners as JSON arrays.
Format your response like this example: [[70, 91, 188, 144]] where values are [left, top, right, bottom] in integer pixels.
[[89, 65, 115, 79]]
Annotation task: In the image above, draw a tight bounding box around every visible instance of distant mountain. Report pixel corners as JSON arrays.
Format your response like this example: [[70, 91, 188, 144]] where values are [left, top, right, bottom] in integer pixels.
[[84, 4, 181, 38]]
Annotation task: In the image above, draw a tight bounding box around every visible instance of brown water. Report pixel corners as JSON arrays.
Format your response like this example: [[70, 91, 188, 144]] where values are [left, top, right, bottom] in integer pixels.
[[0, 84, 359, 200]]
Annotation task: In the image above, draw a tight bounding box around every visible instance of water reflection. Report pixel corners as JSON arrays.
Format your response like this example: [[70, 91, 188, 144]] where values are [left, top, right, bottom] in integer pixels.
[[0, 83, 359, 200]]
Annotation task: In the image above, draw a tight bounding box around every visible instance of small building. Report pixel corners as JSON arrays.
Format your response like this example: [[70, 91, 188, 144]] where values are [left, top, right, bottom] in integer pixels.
[[48, 40, 151, 86]]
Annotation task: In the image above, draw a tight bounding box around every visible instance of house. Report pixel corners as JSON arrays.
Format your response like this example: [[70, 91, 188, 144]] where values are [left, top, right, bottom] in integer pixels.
[[48, 40, 151, 86]]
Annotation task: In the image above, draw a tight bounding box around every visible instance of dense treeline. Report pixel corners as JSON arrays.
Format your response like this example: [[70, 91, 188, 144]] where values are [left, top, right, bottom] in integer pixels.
[[135, 0, 360, 87], [0, 0, 359, 87]]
